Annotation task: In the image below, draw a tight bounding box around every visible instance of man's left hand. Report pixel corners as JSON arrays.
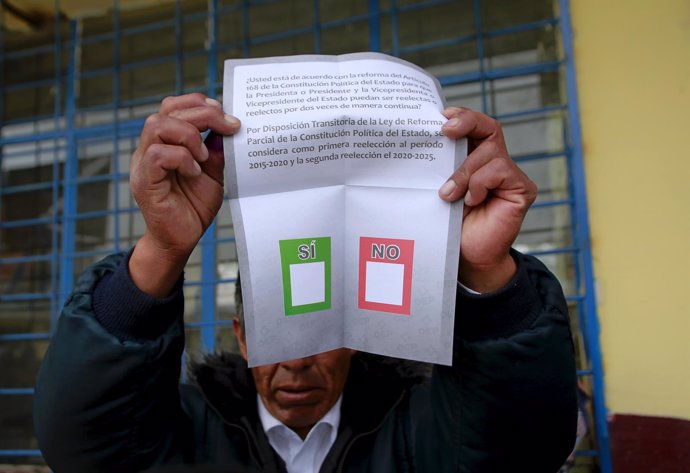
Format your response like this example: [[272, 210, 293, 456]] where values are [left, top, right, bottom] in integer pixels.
[[438, 107, 537, 293]]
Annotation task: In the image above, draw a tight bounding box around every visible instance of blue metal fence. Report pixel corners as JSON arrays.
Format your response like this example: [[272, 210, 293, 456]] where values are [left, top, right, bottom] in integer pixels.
[[0, 0, 611, 469]]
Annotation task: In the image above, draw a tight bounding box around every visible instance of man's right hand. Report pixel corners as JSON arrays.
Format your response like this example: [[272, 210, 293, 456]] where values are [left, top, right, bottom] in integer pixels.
[[128, 94, 241, 297]]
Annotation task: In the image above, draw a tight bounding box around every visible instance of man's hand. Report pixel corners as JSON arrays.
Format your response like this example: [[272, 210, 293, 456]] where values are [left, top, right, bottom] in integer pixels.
[[438, 107, 536, 293], [129, 93, 241, 297]]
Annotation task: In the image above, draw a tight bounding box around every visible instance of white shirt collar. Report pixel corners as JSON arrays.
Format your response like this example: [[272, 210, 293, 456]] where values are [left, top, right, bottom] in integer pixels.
[[257, 394, 342, 472]]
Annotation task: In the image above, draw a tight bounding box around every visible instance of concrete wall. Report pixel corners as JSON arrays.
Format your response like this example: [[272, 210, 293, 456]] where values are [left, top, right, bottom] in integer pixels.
[[571, 0, 690, 419]]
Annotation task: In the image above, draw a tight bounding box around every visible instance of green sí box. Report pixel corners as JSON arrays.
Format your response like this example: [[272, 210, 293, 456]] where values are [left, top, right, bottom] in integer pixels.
[[278, 237, 331, 315]]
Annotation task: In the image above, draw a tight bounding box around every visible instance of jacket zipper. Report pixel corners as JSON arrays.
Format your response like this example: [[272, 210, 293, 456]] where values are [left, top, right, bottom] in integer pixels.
[[334, 392, 406, 473], [197, 388, 271, 470]]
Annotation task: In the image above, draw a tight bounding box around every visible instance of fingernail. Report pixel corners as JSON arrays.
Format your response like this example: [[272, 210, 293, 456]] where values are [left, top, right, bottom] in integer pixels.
[[192, 160, 202, 176], [205, 98, 222, 108], [444, 117, 461, 129], [439, 179, 457, 198], [464, 190, 473, 205], [199, 143, 209, 162], [224, 114, 240, 126]]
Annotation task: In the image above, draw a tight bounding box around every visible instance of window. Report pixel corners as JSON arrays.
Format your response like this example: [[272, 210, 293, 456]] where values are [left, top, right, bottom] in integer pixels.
[[0, 1, 608, 470]]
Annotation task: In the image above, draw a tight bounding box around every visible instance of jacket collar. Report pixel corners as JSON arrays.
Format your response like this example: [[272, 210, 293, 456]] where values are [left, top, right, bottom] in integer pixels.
[[190, 351, 431, 435]]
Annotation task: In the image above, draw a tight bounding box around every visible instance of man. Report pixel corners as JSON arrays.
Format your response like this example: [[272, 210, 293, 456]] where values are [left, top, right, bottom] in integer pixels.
[[34, 93, 577, 472]]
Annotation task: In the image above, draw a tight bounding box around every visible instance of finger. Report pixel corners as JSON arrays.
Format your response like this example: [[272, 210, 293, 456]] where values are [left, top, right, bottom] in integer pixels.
[[139, 114, 209, 165], [160, 93, 216, 114], [142, 143, 202, 181], [441, 107, 504, 143], [438, 139, 509, 202], [161, 93, 241, 136], [464, 158, 528, 207], [169, 105, 240, 136]]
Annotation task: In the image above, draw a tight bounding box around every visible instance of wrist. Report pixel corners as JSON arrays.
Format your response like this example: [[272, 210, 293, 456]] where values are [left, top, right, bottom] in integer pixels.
[[129, 234, 192, 297], [459, 253, 517, 293]]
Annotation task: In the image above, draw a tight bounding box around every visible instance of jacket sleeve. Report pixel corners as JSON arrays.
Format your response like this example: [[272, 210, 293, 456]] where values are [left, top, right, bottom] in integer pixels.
[[34, 251, 192, 473], [411, 250, 578, 472]]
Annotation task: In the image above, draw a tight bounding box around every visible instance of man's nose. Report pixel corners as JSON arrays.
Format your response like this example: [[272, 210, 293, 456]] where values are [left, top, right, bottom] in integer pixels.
[[280, 356, 315, 371]]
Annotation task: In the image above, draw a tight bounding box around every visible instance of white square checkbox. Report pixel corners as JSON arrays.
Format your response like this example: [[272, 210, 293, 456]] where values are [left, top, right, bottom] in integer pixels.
[[365, 261, 404, 306], [289, 261, 325, 306]]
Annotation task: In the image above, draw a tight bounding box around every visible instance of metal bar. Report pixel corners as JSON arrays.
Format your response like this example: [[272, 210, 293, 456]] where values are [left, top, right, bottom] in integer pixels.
[[0, 292, 53, 302], [0, 181, 57, 195], [51, 0, 64, 332], [78, 53, 181, 79], [4, 42, 56, 59], [560, 0, 612, 470], [186, 320, 233, 329], [0, 130, 64, 146], [183, 278, 236, 287], [525, 247, 578, 257], [530, 198, 574, 209], [438, 60, 562, 86], [0, 5, 4, 246], [0, 254, 53, 265], [0, 333, 52, 342], [472, 0, 488, 113], [398, 33, 476, 55], [73, 172, 127, 185], [248, 26, 314, 46], [483, 17, 560, 39], [0, 388, 35, 395], [77, 11, 206, 46], [512, 149, 568, 163], [394, 0, 455, 13], [2, 77, 58, 93], [368, 0, 381, 52], [242, 0, 250, 58], [112, 0, 122, 252], [175, 0, 184, 94], [58, 20, 80, 310], [0, 217, 54, 228], [494, 103, 568, 121], [0, 119, 145, 146], [62, 248, 125, 260], [69, 207, 139, 220], [312, 0, 321, 54], [200, 221, 218, 351], [1, 112, 66, 127], [0, 143, 67, 160], [390, 0, 400, 57], [199, 0, 220, 352], [0, 450, 43, 457], [396, 17, 559, 56], [310, 12, 371, 31]]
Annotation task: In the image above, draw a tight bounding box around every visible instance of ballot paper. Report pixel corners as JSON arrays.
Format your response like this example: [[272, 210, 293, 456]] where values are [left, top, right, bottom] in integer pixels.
[[223, 52, 465, 366]]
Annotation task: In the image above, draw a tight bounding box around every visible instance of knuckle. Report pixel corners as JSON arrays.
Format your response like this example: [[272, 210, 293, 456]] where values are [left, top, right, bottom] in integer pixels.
[[145, 143, 166, 164], [452, 166, 471, 187], [482, 139, 502, 158], [160, 95, 177, 110], [526, 179, 538, 201], [144, 112, 164, 131], [488, 116, 501, 131]]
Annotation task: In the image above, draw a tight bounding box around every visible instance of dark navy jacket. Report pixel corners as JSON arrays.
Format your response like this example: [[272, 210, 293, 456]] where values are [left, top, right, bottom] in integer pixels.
[[34, 250, 577, 472]]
